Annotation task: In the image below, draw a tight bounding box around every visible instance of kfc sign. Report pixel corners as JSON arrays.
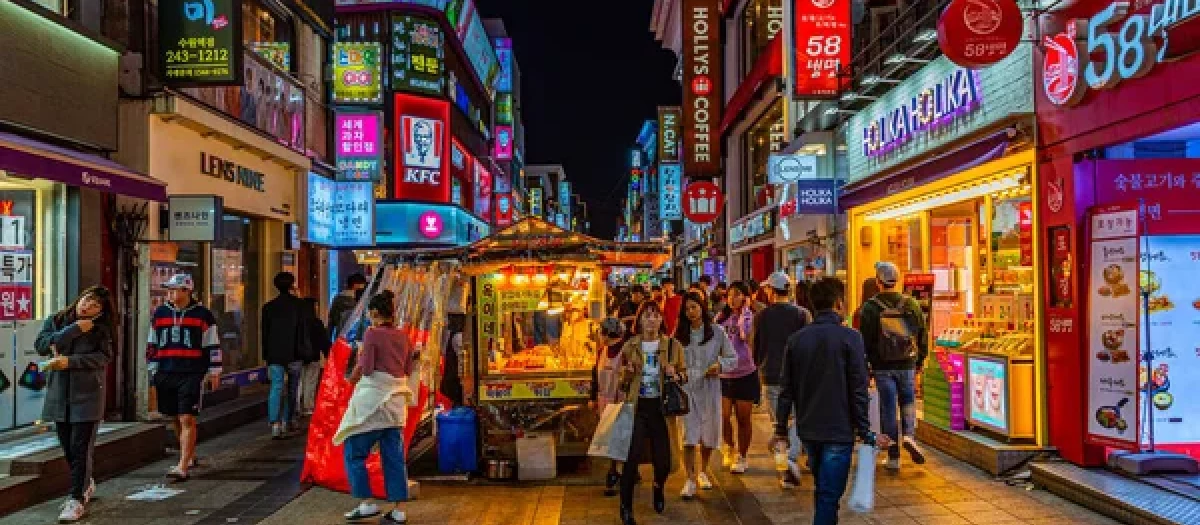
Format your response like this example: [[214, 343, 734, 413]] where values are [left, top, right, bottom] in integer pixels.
[[395, 94, 451, 202], [658, 106, 682, 164], [682, 0, 722, 177]]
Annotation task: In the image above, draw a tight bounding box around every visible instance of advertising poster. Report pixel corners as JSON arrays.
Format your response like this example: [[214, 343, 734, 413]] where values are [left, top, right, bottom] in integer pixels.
[[494, 125, 513, 160], [0, 192, 35, 322], [1091, 159, 1200, 235], [793, 0, 851, 98], [334, 112, 383, 181], [681, 0, 722, 178], [332, 182, 375, 247], [474, 163, 493, 221], [394, 94, 451, 202], [903, 273, 935, 321], [455, 1, 500, 92], [181, 56, 305, 152], [391, 14, 445, 97], [159, 0, 242, 85], [1048, 225, 1074, 308], [495, 193, 513, 227], [967, 355, 1009, 433], [494, 37, 514, 93], [249, 42, 289, 70], [1137, 235, 1200, 446], [1086, 206, 1141, 449], [332, 42, 382, 104], [659, 164, 683, 220]]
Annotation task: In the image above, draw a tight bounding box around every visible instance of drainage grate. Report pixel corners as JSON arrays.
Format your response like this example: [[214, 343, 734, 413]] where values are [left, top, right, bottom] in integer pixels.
[[1032, 461, 1200, 525]]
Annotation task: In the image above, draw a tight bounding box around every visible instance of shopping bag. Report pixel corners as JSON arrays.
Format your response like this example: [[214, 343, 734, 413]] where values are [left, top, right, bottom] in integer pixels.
[[588, 402, 635, 461], [868, 386, 881, 435], [848, 444, 878, 513]]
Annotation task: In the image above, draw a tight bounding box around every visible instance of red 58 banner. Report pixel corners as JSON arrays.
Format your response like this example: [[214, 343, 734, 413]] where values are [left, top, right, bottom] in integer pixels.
[[793, 0, 851, 98]]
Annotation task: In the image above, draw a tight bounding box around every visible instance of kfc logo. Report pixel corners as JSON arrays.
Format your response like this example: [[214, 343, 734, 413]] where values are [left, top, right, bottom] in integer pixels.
[[402, 115, 443, 169]]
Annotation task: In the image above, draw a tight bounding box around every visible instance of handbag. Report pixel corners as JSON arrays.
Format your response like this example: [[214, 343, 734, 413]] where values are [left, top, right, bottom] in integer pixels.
[[661, 340, 690, 417], [588, 401, 635, 461], [18, 362, 46, 392]]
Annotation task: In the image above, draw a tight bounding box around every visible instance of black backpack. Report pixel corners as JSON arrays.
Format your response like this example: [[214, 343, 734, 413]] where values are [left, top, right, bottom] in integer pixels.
[[869, 296, 918, 363]]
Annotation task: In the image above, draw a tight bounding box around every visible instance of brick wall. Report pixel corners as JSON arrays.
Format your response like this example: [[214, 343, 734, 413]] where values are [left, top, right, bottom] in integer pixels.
[[842, 45, 1034, 185]]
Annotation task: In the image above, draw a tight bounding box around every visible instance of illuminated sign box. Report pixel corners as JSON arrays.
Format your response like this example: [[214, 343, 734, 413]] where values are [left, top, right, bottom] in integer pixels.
[[332, 42, 383, 104], [159, 0, 243, 86], [374, 201, 490, 246], [307, 173, 375, 247], [391, 14, 445, 97], [335, 111, 384, 181]]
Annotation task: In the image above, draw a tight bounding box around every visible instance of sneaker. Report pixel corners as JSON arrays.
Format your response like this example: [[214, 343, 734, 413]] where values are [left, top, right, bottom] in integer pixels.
[[697, 472, 713, 490], [903, 436, 926, 464], [83, 478, 96, 504], [720, 444, 734, 468], [886, 458, 901, 471], [680, 479, 697, 500], [271, 423, 285, 440], [57, 499, 85, 523], [731, 455, 748, 474], [779, 470, 801, 490], [344, 502, 380, 522], [381, 509, 407, 524]]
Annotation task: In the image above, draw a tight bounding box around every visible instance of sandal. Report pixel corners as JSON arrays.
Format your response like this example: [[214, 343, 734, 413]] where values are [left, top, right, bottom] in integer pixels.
[[166, 466, 189, 482]]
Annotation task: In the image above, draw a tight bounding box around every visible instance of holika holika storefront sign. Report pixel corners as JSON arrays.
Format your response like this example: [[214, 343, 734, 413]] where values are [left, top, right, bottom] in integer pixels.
[[844, 50, 1034, 185]]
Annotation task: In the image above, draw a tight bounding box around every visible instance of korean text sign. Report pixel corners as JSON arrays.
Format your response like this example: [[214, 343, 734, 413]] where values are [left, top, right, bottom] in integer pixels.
[[793, 0, 851, 98], [333, 42, 382, 104], [391, 14, 444, 97], [682, 0, 722, 177], [659, 164, 683, 220], [307, 174, 375, 247], [159, 0, 242, 85], [335, 112, 383, 181]]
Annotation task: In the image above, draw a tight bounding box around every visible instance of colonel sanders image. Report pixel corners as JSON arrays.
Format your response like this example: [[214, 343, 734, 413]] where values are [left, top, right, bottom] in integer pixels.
[[402, 115, 443, 169]]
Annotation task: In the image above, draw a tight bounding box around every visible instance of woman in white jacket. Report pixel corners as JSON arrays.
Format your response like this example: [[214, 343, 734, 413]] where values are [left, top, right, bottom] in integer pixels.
[[674, 291, 737, 499]]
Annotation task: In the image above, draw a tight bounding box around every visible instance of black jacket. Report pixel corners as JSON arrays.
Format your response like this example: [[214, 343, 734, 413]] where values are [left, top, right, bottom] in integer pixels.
[[327, 291, 358, 339], [751, 302, 810, 385], [35, 316, 113, 423], [775, 310, 871, 444], [261, 292, 313, 365], [858, 291, 928, 371]]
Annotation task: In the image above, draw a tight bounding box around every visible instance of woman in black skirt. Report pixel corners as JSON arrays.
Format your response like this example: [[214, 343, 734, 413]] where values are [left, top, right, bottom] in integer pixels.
[[716, 282, 760, 474]]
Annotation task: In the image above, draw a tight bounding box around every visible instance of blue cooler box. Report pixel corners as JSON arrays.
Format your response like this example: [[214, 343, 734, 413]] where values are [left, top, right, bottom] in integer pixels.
[[437, 407, 478, 474]]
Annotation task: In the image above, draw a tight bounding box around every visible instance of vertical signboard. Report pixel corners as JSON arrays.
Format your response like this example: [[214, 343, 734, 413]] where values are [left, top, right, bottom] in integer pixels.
[[391, 14, 445, 96], [334, 111, 384, 181], [474, 162, 493, 221], [1086, 205, 1141, 450], [394, 93, 451, 202], [681, 0, 722, 178], [659, 164, 683, 220], [495, 193, 513, 226], [529, 188, 543, 217], [495, 125, 514, 160], [159, 0, 243, 85], [793, 0, 851, 98], [657, 106, 681, 165], [333, 42, 383, 104], [644, 192, 663, 240], [494, 38, 514, 93]]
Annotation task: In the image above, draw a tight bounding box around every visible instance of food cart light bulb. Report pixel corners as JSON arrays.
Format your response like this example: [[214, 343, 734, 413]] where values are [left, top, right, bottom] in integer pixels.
[[534, 273, 549, 283], [514, 274, 529, 285], [557, 273, 570, 281], [493, 273, 507, 283]]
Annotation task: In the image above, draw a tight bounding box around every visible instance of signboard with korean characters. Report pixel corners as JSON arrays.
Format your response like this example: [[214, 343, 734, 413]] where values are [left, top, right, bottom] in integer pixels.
[[335, 112, 383, 181], [937, 0, 1023, 68], [644, 192, 664, 240], [332, 42, 382, 104], [307, 173, 374, 247], [793, 0, 851, 98], [730, 207, 777, 249], [659, 164, 683, 220], [168, 195, 223, 242], [391, 14, 445, 97], [159, 0, 242, 86], [0, 192, 36, 321], [1086, 204, 1141, 449]]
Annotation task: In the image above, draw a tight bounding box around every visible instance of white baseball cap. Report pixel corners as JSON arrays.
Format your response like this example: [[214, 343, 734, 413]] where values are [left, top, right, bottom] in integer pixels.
[[766, 271, 791, 292]]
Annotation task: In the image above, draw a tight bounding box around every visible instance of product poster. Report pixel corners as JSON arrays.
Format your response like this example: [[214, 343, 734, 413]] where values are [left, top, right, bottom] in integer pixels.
[[1137, 235, 1200, 446], [1086, 207, 1141, 449], [967, 355, 1008, 433], [902, 273, 935, 321]]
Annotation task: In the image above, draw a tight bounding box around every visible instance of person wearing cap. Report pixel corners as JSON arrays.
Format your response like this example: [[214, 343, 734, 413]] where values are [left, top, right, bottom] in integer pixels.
[[146, 274, 222, 482], [590, 317, 628, 497], [857, 261, 929, 471], [751, 270, 811, 489]]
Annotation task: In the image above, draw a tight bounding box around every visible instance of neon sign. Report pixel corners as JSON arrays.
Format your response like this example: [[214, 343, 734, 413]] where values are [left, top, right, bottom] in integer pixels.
[[861, 67, 981, 158]]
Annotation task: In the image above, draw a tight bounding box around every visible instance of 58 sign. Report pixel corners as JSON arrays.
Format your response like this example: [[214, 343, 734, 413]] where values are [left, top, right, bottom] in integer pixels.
[[793, 0, 851, 98]]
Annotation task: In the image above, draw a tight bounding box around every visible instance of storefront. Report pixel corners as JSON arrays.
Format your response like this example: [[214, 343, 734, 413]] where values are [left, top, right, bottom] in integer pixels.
[[840, 50, 1047, 472], [729, 205, 776, 283], [1035, 0, 1200, 466]]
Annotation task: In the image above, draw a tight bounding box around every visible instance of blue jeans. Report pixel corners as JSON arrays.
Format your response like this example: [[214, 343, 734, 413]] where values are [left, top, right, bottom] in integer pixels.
[[875, 369, 917, 459], [804, 441, 854, 525], [343, 428, 409, 502], [763, 384, 801, 461], [268, 362, 302, 424]]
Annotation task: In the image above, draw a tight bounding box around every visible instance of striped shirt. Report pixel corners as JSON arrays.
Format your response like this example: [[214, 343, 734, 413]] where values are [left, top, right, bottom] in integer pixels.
[[146, 302, 223, 375]]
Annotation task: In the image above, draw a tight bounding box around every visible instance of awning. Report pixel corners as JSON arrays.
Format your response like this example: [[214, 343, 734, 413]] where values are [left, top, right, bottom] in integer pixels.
[[720, 36, 783, 135], [0, 132, 167, 201]]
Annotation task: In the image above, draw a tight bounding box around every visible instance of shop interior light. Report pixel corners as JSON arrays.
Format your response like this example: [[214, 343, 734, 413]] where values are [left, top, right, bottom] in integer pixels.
[[865, 176, 1021, 221], [913, 28, 939, 43], [885, 53, 930, 66], [861, 74, 900, 86], [840, 92, 878, 102], [825, 107, 858, 116]]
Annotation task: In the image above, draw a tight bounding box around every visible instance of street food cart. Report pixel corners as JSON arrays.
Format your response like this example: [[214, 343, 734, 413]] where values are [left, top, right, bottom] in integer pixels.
[[457, 219, 669, 469]]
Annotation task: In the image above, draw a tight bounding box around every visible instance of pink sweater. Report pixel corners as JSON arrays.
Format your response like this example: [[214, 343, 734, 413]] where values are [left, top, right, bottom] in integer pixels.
[[359, 325, 414, 378]]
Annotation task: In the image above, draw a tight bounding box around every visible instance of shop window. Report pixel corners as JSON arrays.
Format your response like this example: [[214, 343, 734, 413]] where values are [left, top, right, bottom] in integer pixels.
[[742, 101, 785, 214], [741, 0, 784, 78], [212, 214, 262, 373], [244, 0, 295, 71]]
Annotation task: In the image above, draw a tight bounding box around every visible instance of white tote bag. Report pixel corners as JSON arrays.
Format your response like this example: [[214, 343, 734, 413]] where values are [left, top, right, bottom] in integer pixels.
[[588, 402, 635, 461], [868, 386, 881, 435], [848, 444, 878, 513]]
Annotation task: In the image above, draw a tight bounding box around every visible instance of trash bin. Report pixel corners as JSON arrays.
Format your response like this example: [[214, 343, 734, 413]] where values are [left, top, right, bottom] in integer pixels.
[[437, 407, 478, 474]]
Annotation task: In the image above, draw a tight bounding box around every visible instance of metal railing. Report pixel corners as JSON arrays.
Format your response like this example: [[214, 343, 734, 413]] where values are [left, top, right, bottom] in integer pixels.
[[844, 0, 950, 104]]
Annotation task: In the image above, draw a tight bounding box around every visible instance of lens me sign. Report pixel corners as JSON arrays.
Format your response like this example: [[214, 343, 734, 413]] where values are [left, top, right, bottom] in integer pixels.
[[682, 0, 722, 178], [861, 67, 981, 158]]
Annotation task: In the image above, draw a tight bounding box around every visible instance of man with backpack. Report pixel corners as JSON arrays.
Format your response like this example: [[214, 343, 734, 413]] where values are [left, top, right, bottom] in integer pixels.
[[858, 262, 928, 471]]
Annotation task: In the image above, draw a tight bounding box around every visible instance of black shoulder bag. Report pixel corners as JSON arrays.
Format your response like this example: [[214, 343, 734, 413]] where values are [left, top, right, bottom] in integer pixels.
[[661, 339, 690, 417]]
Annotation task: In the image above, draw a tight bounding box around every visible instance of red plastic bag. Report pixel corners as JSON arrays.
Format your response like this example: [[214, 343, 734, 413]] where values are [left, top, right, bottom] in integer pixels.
[[300, 338, 428, 497]]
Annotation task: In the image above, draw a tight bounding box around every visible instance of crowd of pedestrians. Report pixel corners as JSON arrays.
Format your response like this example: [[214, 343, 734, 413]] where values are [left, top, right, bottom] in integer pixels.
[[594, 261, 927, 525]]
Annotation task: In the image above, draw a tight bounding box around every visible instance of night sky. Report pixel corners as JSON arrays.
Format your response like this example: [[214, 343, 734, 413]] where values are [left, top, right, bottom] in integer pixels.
[[477, 1, 682, 239]]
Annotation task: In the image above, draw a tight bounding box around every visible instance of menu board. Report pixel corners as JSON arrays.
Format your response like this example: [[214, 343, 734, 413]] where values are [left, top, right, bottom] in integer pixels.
[[1138, 235, 1200, 446], [1086, 206, 1141, 449]]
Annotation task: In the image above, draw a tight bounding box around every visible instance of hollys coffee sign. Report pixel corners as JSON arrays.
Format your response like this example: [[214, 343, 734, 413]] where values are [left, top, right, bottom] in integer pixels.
[[683, 0, 722, 179]]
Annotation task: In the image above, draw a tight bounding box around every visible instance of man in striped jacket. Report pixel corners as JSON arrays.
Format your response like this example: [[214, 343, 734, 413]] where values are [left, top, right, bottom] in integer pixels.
[[147, 274, 222, 482]]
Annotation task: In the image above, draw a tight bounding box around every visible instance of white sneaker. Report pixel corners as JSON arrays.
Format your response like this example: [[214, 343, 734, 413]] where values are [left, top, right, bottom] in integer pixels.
[[57, 499, 85, 523], [83, 478, 96, 504], [731, 456, 748, 474], [345, 502, 380, 521], [903, 436, 927, 464], [886, 458, 901, 471], [381, 509, 407, 524], [720, 445, 734, 468], [697, 472, 713, 490], [680, 479, 697, 500]]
